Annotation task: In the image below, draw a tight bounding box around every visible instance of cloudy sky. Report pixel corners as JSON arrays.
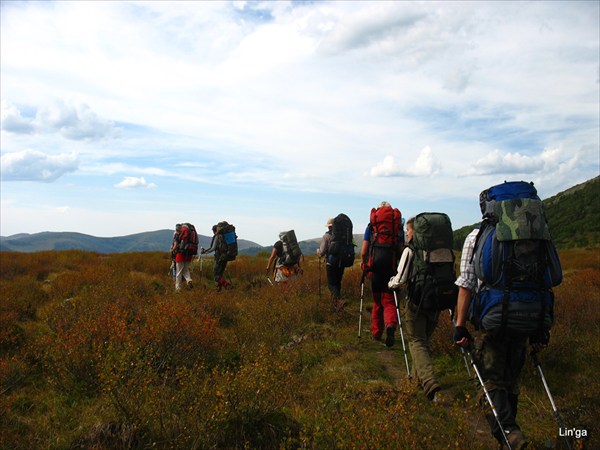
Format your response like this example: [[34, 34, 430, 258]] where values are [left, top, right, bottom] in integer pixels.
[[1, 1, 598, 246]]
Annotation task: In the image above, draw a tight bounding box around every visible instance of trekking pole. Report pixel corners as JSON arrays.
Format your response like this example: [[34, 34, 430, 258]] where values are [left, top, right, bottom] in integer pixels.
[[392, 290, 411, 378], [358, 273, 365, 338], [169, 256, 176, 283], [530, 351, 573, 450], [448, 309, 472, 378], [466, 348, 513, 450], [318, 255, 322, 301]]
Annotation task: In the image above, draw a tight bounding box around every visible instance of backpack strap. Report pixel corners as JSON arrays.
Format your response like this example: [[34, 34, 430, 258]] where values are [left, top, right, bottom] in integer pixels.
[[469, 221, 486, 265], [500, 241, 512, 332]]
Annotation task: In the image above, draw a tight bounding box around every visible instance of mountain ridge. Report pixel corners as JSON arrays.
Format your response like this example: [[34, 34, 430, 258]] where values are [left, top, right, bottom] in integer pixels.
[[0, 229, 261, 254]]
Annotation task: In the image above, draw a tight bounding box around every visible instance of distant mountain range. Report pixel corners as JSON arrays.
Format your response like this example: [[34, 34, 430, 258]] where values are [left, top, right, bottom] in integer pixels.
[[2, 176, 598, 253], [0, 229, 264, 254]]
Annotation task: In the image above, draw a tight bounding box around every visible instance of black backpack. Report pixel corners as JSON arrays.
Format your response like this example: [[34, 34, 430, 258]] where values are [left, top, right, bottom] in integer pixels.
[[328, 213, 355, 268]]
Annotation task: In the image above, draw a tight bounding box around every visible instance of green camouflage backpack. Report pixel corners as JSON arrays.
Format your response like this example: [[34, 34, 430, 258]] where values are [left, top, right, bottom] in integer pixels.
[[408, 212, 458, 311]]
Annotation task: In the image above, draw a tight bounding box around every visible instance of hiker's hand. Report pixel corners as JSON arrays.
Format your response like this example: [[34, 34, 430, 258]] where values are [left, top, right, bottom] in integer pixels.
[[388, 276, 400, 290], [200, 248, 206, 254], [453, 326, 472, 348], [529, 330, 550, 352]]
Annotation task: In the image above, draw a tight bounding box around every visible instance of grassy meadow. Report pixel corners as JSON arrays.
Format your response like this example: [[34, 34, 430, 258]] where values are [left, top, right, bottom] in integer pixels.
[[0, 248, 598, 449]]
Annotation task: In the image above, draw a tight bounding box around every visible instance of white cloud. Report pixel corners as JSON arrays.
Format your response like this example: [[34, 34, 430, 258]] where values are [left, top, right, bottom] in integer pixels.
[[369, 146, 441, 177], [466, 148, 568, 175], [0, 1, 597, 242], [0, 149, 79, 182], [35, 101, 119, 141], [114, 176, 156, 189], [1, 99, 119, 141], [1, 100, 34, 134]]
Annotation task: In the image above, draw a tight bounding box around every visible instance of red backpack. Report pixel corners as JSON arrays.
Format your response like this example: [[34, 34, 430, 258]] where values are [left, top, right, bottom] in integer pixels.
[[179, 223, 199, 256], [366, 206, 402, 273]]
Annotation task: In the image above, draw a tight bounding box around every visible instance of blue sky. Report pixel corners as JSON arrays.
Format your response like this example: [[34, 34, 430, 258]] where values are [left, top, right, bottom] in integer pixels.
[[1, 1, 598, 247]]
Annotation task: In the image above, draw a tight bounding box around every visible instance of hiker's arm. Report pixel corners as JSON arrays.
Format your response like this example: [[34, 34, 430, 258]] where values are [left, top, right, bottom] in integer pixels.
[[202, 235, 217, 254], [266, 247, 278, 275], [318, 233, 330, 257], [389, 247, 412, 288], [454, 287, 472, 347], [360, 240, 369, 268]]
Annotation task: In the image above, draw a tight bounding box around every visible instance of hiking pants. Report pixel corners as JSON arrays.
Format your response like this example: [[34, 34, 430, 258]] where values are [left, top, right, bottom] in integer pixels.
[[325, 263, 344, 300], [403, 301, 440, 388], [213, 258, 228, 282], [472, 330, 527, 442], [371, 291, 398, 339], [175, 261, 192, 290]]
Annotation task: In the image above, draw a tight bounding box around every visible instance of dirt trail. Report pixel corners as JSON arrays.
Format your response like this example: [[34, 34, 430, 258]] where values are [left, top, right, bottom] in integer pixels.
[[375, 347, 499, 449], [376, 349, 409, 387]]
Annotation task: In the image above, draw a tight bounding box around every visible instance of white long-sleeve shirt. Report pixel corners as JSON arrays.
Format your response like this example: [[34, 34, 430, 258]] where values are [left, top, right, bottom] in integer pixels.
[[388, 246, 414, 289]]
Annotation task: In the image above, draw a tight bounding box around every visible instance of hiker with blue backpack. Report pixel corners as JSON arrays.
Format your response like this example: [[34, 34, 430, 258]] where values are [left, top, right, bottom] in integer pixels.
[[389, 213, 458, 401], [201, 221, 238, 291], [454, 181, 562, 450], [318, 215, 356, 312]]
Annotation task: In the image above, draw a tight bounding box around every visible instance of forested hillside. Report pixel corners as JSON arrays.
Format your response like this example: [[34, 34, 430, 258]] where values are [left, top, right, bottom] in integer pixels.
[[544, 176, 600, 248], [453, 176, 600, 250]]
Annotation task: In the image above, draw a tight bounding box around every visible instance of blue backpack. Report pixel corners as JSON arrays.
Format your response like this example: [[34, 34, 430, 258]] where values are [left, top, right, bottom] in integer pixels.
[[471, 181, 562, 335]]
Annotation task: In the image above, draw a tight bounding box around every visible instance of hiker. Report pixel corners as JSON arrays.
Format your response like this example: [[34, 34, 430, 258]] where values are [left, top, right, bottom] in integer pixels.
[[389, 214, 457, 401], [201, 224, 232, 291], [318, 215, 355, 312], [266, 230, 303, 284], [170, 223, 195, 291], [169, 223, 182, 279], [361, 201, 404, 347], [453, 181, 562, 450]]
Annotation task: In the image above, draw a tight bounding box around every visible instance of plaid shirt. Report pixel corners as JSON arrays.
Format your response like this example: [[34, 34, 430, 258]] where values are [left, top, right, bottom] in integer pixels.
[[455, 228, 480, 292]]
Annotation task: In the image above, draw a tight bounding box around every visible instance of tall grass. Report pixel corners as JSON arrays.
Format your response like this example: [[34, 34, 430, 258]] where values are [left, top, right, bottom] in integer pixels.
[[0, 248, 597, 449]]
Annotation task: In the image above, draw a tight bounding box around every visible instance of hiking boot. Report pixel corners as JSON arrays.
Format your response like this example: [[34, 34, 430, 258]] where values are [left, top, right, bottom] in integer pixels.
[[424, 379, 441, 401], [503, 429, 528, 450], [187, 281, 193, 290], [385, 326, 395, 347]]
